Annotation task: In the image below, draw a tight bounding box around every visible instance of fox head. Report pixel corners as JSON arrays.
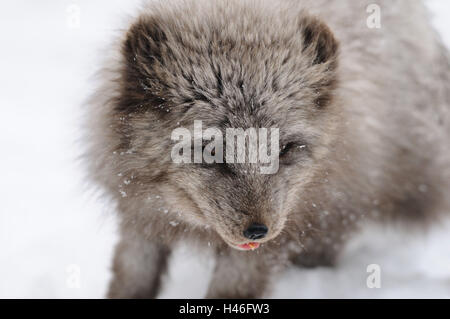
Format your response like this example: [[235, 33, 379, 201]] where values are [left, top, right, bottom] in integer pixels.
[[109, 1, 340, 250]]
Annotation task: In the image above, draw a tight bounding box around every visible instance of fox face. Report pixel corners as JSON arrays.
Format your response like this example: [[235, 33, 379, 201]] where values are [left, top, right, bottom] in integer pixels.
[[110, 3, 340, 250]]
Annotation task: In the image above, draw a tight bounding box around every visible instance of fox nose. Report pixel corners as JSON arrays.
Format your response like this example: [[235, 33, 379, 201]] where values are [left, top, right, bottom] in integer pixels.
[[243, 223, 268, 240]]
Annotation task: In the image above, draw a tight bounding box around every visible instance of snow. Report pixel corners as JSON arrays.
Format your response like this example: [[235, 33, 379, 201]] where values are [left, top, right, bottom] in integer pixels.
[[0, 0, 449, 299]]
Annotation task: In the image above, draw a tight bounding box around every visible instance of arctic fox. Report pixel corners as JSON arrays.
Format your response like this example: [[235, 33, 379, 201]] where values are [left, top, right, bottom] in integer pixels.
[[86, 0, 450, 298]]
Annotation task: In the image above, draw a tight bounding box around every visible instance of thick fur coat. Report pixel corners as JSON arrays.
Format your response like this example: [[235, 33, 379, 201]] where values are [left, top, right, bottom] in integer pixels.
[[86, 0, 450, 298]]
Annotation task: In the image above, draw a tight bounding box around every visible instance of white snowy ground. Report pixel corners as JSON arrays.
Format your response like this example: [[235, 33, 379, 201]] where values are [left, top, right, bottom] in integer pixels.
[[0, 0, 449, 299]]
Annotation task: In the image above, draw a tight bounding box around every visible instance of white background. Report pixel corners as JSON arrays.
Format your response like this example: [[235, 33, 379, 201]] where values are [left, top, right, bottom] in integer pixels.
[[0, 0, 449, 298]]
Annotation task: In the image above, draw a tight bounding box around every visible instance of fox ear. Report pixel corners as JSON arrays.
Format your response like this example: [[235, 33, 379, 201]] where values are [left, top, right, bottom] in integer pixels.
[[118, 16, 169, 113], [123, 16, 167, 75], [300, 15, 339, 66]]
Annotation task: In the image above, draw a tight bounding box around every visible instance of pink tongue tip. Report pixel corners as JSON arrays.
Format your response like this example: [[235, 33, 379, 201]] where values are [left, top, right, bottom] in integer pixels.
[[237, 242, 260, 250]]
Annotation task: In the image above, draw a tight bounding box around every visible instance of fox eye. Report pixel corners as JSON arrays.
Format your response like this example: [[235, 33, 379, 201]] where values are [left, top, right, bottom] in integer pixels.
[[280, 142, 307, 157], [280, 142, 296, 157]]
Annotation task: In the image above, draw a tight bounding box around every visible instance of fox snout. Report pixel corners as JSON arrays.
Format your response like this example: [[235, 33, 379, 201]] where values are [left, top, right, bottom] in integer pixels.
[[243, 223, 269, 240]]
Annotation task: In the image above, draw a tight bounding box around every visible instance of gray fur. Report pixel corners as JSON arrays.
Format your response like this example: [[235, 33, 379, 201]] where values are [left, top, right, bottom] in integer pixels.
[[85, 0, 450, 298]]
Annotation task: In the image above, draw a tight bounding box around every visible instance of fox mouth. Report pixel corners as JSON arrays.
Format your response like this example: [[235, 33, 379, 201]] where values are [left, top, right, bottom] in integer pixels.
[[227, 241, 261, 251], [236, 242, 260, 250]]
